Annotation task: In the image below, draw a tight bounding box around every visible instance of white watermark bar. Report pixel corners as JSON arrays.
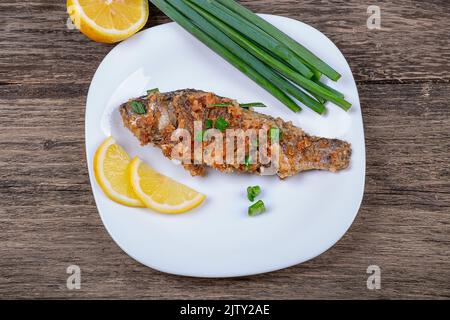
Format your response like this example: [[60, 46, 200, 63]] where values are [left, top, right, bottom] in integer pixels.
[[367, 5, 381, 30], [66, 265, 81, 290], [367, 265, 381, 290]]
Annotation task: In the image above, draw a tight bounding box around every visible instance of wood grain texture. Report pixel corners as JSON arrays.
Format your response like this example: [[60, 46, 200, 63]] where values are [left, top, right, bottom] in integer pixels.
[[2, 0, 450, 85], [0, 0, 449, 299]]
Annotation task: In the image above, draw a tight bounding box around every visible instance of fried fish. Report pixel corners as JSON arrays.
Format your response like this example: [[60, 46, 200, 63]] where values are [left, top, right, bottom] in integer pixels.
[[120, 89, 351, 179]]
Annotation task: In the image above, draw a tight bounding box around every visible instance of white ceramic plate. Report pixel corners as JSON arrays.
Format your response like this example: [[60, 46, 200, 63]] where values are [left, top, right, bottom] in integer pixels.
[[86, 14, 365, 277]]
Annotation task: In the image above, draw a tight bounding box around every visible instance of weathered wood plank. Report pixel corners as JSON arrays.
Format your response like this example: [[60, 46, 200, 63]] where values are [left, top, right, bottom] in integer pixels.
[[0, 81, 448, 298], [1, 1, 450, 85]]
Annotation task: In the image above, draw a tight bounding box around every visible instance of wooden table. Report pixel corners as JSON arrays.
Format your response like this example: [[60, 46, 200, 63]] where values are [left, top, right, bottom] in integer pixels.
[[1, 0, 449, 299]]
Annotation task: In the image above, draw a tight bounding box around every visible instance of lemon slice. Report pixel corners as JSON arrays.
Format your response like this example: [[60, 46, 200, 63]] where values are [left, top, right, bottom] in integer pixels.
[[67, 0, 149, 44], [129, 157, 206, 214], [94, 137, 144, 207]]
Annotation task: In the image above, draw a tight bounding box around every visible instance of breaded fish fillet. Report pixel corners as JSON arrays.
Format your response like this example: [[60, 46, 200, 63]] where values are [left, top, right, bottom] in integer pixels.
[[120, 89, 351, 179]]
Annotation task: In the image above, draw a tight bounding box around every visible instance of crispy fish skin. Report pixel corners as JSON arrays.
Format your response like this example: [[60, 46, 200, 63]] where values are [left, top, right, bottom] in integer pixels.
[[120, 89, 351, 179]]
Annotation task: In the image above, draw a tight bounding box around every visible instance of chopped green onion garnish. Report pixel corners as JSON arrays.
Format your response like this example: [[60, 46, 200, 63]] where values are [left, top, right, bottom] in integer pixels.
[[215, 116, 229, 132], [194, 130, 206, 142], [146, 88, 160, 95], [212, 102, 267, 109], [210, 102, 232, 107], [244, 155, 251, 169], [251, 139, 259, 147], [205, 119, 213, 129], [247, 185, 261, 202], [241, 102, 267, 108], [248, 200, 266, 217], [130, 101, 146, 114], [269, 128, 281, 143]]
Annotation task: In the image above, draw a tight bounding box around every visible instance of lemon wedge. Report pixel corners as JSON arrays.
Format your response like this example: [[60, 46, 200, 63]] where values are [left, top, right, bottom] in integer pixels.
[[94, 137, 144, 207], [129, 157, 206, 214], [67, 0, 149, 44]]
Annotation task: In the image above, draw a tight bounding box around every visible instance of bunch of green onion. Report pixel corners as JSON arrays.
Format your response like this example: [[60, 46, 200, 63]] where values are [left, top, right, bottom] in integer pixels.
[[149, 0, 351, 114]]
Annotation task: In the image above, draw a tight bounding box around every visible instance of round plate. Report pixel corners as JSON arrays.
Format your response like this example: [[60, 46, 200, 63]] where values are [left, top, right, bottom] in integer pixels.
[[86, 14, 365, 277]]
